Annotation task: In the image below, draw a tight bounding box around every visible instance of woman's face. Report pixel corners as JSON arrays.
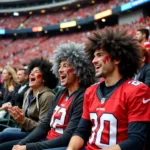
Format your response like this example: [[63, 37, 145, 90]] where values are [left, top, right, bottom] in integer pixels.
[[29, 67, 44, 89], [2, 69, 11, 81]]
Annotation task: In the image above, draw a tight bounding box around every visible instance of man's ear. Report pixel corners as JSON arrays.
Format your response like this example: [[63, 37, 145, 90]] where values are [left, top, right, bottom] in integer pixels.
[[143, 33, 146, 39], [142, 56, 146, 63], [114, 59, 120, 65]]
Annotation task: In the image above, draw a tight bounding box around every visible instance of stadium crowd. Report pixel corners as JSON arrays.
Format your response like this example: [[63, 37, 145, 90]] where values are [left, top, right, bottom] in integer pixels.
[[0, 15, 150, 68], [0, 0, 131, 30]]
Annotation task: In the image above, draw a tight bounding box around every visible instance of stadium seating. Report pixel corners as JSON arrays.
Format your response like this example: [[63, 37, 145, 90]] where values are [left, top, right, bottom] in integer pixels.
[[0, 0, 132, 30]]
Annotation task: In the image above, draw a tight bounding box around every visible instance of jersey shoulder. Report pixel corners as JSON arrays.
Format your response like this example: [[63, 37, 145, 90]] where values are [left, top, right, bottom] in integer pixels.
[[85, 82, 100, 94], [123, 79, 148, 93]]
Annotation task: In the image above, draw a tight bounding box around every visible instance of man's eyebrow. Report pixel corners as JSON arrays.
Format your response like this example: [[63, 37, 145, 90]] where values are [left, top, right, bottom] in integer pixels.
[[94, 52, 104, 55]]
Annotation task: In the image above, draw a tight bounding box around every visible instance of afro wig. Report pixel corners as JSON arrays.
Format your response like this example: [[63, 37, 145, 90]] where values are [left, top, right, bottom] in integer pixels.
[[52, 41, 95, 88]]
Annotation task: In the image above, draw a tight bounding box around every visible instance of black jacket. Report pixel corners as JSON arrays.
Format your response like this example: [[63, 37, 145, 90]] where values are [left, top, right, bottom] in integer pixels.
[[0, 82, 5, 106], [19, 88, 85, 150], [135, 64, 150, 87], [12, 81, 29, 108], [0, 84, 18, 106]]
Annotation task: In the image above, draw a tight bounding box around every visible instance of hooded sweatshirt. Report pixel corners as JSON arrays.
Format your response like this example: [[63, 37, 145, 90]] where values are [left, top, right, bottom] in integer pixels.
[[21, 86, 55, 131]]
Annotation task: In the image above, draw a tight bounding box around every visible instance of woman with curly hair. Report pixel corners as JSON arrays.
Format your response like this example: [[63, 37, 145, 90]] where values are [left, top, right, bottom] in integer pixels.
[[0, 58, 58, 143]]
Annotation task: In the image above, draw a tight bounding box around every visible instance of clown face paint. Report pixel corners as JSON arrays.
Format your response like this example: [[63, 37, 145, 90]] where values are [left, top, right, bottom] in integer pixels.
[[58, 60, 78, 88], [29, 67, 44, 89]]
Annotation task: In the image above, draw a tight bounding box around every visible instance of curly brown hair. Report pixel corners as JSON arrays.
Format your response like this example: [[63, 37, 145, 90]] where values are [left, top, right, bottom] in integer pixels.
[[85, 27, 142, 78]]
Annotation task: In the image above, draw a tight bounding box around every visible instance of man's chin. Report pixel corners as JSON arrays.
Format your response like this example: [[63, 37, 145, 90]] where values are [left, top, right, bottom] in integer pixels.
[[95, 73, 103, 78], [60, 83, 66, 87]]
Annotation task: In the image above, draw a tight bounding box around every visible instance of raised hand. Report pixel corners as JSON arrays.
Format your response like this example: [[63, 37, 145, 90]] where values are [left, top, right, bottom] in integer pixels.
[[8, 106, 25, 124], [2, 102, 12, 110]]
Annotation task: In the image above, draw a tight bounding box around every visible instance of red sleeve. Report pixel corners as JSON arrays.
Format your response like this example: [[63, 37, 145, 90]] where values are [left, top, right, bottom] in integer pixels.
[[127, 85, 150, 123]]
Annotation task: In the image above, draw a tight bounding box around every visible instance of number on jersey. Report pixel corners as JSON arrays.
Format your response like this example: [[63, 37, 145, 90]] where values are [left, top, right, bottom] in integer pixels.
[[89, 113, 117, 148], [50, 105, 66, 134], [128, 80, 141, 86]]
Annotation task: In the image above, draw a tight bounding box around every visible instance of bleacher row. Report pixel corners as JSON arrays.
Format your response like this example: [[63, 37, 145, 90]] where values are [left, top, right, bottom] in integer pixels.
[[0, 15, 150, 68], [0, 0, 130, 30]]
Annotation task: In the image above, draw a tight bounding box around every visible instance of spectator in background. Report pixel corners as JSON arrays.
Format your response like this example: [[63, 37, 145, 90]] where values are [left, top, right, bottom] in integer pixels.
[[0, 58, 58, 144], [134, 46, 150, 87], [1, 66, 17, 105], [13, 68, 29, 108], [0, 66, 18, 118], [136, 28, 150, 63], [0, 42, 95, 150]]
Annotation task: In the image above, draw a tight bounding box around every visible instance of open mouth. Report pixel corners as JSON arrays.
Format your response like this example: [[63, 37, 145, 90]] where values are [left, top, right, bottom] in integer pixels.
[[60, 75, 67, 80], [96, 66, 100, 69], [30, 77, 36, 82]]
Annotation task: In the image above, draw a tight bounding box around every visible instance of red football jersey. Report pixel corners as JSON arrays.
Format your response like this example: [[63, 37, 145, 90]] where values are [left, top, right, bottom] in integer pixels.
[[46, 93, 74, 140], [82, 79, 150, 150]]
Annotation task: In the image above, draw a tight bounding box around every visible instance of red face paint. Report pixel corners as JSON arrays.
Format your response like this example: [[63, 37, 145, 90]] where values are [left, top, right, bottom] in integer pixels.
[[102, 55, 110, 64], [67, 68, 74, 75], [36, 74, 42, 79]]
